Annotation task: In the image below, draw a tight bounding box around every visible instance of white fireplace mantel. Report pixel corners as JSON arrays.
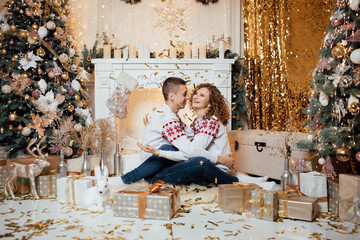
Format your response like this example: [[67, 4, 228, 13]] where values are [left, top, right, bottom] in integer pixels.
[[92, 58, 235, 125]]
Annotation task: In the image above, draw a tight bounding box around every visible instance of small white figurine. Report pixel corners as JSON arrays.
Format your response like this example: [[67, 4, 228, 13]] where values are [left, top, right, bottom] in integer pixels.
[[80, 165, 110, 212]]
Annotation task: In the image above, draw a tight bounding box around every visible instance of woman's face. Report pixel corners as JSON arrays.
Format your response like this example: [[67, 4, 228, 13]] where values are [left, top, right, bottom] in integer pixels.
[[192, 87, 210, 110]]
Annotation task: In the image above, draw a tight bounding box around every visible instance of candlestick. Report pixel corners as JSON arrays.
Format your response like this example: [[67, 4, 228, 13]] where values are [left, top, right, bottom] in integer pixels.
[[103, 44, 111, 58], [129, 44, 136, 58], [184, 45, 191, 59], [192, 45, 198, 59], [123, 47, 128, 59], [170, 45, 176, 59], [199, 45, 206, 59], [143, 44, 150, 58], [138, 42, 143, 58], [219, 41, 224, 59], [114, 48, 122, 58]]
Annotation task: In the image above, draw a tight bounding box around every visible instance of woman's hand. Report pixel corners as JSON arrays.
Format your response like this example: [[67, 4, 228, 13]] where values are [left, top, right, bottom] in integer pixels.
[[216, 153, 234, 169], [137, 142, 160, 156]]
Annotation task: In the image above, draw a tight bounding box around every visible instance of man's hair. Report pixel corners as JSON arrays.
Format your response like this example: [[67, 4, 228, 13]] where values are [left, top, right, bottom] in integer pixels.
[[162, 77, 186, 101]]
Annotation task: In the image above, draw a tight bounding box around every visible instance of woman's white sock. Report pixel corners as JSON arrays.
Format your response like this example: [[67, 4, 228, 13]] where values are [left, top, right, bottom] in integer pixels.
[[235, 173, 268, 183], [108, 176, 124, 186]]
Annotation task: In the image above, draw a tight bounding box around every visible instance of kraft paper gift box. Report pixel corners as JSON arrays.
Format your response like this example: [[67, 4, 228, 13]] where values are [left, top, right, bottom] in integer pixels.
[[278, 192, 319, 221], [0, 161, 6, 191], [218, 183, 261, 213], [36, 172, 58, 197], [57, 175, 96, 205], [250, 189, 278, 221], [113, 180, 180, 220], [327, 178, 339, 216], [339, 174, 360, 224], [300, 171, 328, 212]]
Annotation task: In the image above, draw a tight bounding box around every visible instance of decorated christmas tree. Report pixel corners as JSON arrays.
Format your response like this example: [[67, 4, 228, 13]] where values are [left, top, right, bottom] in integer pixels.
[[298, 0, 360, 174], [0, 0, 91, 158]]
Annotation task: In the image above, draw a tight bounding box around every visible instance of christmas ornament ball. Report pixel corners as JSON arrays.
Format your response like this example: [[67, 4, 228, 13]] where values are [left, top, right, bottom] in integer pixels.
[[332, 45, 346, 58], [336, 147, 351, 162], [318, 157, 326, 165], [8, 112, 17, 121], [349, 102, 360, 114], [53, 0, 62, 7], [307, 134, 315, 141], [19, 31, 28, 38], [37, 26, 48, 39], [340, 75, 352, 88], [325, 39, 333, 48], [9, 39, 14, 45], [1, 49, 7, 54], [31, 89, 41, 99], [9, 24, 16, 31], [59, 53, 69, 62], [48, 71, 56, 78], [31, 24, 39, 30], [46, 21, 56, 30], [1, 85, 11, 94], [350, 49, 360, 64], [61, 72, 69, 80], [17, 125, 23, 131], [331, 18, 342, 27], [67, 88, 75, 96], [67, 104, 74, 112], [1, 23, 9, 32], [63, 147, 73, 157], [74, 123, 82, 132], [36, 47, 46, 57], [8, 125, 13, 131], [356, 152, 360, 162], [74, 94, 80, 101], [21, 127, 31, 136]]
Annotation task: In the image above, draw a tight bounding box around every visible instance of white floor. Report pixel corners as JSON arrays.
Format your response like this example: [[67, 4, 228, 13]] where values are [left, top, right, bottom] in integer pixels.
[[0, 193, 359, 240]]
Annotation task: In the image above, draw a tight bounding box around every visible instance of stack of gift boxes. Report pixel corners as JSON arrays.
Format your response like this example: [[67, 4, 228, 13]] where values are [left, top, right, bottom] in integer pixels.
[[218, 171, 360, 224]]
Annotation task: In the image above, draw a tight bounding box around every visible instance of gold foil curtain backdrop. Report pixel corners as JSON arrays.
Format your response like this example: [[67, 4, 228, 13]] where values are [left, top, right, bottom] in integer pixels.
[[243, 0, 336, 131]]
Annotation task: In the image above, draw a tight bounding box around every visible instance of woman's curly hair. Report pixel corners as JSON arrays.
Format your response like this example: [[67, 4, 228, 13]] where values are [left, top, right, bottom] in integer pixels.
[[190, 83, 230, 126]]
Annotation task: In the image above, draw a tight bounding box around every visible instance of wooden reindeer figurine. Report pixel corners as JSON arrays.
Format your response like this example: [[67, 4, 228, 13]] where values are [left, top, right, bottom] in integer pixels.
[[4, 137, 50, 199]]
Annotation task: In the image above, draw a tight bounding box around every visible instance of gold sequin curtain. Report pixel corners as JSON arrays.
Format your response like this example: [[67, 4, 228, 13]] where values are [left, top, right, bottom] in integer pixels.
[[243, 0, 336, 131]]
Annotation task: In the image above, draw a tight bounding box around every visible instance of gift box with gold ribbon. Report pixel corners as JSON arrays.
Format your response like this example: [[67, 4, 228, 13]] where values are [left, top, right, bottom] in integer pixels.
[[16, 177, 31, 194], [218, 182, 261, 213], [56, 174, 96, 205], [35, 170, 58, 197], [0, 161, 7, 191], [299, 171, 328, 212], [249, 189, 278, 221], [339, 174, 360, 224], [113, 180, 180, 220], [278, 190, 318, 221], [328, 178, 339, 217]]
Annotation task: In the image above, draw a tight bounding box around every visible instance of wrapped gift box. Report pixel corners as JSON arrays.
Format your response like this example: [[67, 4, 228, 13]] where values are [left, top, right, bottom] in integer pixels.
[[300, 171, 328, 212], [227, 130, 314, 180], [339, 174, 360, 224], [57, 175, 96, 205], [113, 181, 180, 220], [16, 177, 31, 194], [0, 160, 6, 191], [36, 173, 57, 197], [327, 178, 339, 216], [250, 189, 278, 221], [218, 183, 261, 213], [278, 194, 319, 221]]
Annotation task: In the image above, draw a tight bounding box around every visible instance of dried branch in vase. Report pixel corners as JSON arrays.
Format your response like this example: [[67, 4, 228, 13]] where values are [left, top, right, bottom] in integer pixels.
[[78, 123, 97, 153], [48, 116, 75, 154], [92, 118, 115, 154]]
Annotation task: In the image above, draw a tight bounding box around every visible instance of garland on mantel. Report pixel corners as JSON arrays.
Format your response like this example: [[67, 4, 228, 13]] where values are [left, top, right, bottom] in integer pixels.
[[121, 0, 219, 5]]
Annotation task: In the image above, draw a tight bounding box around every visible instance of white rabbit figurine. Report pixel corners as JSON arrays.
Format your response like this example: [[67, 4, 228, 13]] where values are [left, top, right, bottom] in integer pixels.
[[80, 165, 110, 212]]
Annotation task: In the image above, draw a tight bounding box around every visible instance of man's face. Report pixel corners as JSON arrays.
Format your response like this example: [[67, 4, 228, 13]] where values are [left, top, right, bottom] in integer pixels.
[[173, 84, 189, 110]]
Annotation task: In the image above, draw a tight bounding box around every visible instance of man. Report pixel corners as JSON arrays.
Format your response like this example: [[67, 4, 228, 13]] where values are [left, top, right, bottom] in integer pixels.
[[109, 77, 234, 185]]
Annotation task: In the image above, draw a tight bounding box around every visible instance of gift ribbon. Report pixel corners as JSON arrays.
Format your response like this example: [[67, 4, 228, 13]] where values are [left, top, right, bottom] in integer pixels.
[[343, 177, 360, 222], [277, 190, 292, 218], [249, 190, 273, 219], [233, 182, 259, 212], [119, 180, 178, 219], [65, 173, 95, 204]]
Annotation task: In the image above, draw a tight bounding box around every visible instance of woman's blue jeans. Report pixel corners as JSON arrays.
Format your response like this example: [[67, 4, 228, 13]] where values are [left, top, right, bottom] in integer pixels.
[[122, 144, 238, 185], [121, 145, 177, 184]]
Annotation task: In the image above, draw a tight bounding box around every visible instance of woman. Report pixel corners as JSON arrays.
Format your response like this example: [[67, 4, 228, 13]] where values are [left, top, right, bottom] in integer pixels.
[[142, 83, 273, 188]]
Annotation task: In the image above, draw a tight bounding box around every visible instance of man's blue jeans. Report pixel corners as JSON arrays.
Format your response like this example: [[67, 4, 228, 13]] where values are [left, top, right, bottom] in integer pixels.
[[121, 145, 178, 184]]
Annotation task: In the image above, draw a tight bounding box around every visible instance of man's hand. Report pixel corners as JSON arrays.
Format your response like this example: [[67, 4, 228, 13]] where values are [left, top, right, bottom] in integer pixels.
[[216, 153, 234, 169], [137, 142, 160, 156]]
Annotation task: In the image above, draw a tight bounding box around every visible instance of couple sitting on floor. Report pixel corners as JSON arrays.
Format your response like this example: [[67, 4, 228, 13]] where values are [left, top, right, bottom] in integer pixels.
[[109, 77, 275, 190]]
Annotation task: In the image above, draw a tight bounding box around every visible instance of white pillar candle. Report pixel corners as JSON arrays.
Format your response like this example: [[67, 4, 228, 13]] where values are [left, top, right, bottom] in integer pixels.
[[114, 49, 122, 58], [170, 45, 176, 58], [123, 47, 128, 59], [219, 41, 224, 59], [143, 44, 150, 58], [192, 45, 198, 59], [184, 45, 191, 59], [163, 50, 169, 58], [138, 42, 143, 58], [103, 44, 111, 58], [129, 44, 136, 58], [199, 45, 207, 59]]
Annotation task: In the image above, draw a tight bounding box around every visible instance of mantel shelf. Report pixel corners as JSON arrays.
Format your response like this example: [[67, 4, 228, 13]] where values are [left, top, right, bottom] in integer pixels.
[[92, 58, 235, 65]]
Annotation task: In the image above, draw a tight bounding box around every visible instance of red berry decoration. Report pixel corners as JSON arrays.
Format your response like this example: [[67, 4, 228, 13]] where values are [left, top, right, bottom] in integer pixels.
[[331, 18, 342, 27]]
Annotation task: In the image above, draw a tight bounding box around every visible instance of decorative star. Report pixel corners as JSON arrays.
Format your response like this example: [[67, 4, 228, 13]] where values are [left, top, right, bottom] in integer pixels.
[[153, 0, 187, 37]]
